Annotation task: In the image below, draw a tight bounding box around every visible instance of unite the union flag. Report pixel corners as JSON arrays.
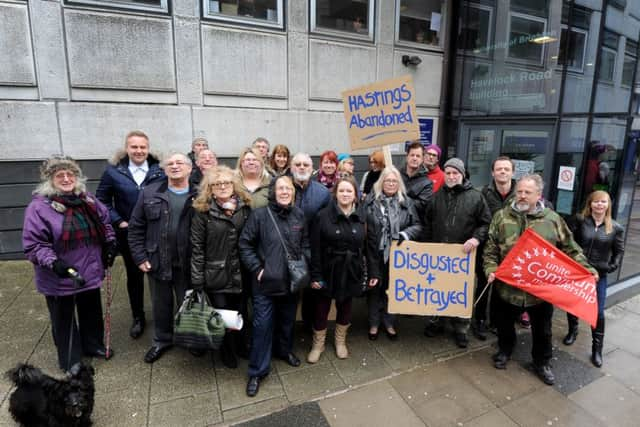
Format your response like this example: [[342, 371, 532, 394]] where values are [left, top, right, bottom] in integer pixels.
[[494, 228, 598, 328]]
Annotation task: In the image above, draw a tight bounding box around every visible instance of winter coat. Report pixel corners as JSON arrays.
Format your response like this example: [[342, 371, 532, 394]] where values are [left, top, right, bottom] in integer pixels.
[[481, 179, 516, 216], [96, 153, 165, 226], [294, 179, 331, 222], [240, 174, 272, 209], [239, 202, 310, 296], [425, 180, 491, 245], [127, 181, 196, 282], [364, 194, 423, 281], [310, 200, 366, 301], [22, 193, 116, 296], [568, 215, 625, 276], [483, 202, 597, 307], [400, 165, 433, 218], [190, 199, 251, 294]]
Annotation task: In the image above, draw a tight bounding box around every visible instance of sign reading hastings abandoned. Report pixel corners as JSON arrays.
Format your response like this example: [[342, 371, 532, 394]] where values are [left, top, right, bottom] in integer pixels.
[[342, 75, 420, 151], [388, 241, 475, 318]]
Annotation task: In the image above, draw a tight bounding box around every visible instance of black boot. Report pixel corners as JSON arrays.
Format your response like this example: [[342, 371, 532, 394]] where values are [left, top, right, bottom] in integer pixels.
[[591, 317, 605, 368], [563, 313, 579, 345]]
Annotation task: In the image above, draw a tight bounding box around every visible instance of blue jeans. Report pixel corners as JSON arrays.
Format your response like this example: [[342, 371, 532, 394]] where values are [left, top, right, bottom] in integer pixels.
[[596, 275, 607, 318], [248, 287, 298, 378]]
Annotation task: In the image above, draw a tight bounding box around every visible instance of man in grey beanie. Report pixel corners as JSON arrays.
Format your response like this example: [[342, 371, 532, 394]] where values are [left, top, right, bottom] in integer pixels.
[[423, 157, 492, 348]]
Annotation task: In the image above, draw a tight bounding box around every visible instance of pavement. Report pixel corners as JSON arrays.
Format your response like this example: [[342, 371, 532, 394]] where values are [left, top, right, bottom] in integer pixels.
[[1, 259, 640, 426]]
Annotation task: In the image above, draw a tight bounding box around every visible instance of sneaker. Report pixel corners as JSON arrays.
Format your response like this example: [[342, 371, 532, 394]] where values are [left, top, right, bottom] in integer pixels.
[[519, 312, 531, 329], [532, 363, 555, 385], [493, 351, 510, 369]]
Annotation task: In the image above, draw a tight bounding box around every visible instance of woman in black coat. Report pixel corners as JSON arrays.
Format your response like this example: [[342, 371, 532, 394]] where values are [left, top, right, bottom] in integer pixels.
[[364, 166, 423, 341], [239, 175, 310, 397], [563, 190, 624, 368], [191, 165, 251, 368], [307, 177, 366, 363]]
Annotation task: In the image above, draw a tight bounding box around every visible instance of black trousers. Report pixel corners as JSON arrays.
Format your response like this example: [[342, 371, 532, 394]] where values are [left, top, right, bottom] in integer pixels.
[[495, 294, 553, 366], [148, 267, 187, 349], [46, 288, 104, 371], [117, 227, 145, 320]]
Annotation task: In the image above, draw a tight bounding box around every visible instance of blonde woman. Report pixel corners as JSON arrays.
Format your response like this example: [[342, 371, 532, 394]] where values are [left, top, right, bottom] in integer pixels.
[[236, 147, 271, 209]]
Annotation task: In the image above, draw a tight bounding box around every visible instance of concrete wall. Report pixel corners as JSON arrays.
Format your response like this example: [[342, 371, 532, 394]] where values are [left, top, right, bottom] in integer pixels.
[[0, 0, 445, 162]]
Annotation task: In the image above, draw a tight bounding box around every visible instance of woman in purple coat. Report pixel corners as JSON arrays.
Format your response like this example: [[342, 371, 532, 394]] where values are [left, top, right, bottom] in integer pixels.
[[22, 157, 117, 371]]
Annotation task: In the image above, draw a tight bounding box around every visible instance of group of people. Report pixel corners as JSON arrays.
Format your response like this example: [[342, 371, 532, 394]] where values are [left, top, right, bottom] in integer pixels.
[[22, 131, 624, 397]]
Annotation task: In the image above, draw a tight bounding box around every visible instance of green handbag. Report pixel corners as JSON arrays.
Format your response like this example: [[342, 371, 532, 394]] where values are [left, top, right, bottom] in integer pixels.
[[174, 290, 225, 351]]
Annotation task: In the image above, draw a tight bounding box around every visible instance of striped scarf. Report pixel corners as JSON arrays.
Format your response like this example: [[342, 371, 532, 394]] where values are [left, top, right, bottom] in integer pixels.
[[51, 194, 106, 250]]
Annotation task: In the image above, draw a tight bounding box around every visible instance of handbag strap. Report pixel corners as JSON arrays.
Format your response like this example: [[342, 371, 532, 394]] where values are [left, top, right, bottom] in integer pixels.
[[266, 207, 292, 259]]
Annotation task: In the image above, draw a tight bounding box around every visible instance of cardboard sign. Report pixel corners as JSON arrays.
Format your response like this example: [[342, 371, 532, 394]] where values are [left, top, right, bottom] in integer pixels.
[[388, 241, 475, 318], [342, 75, 420, 150], [495, 228, 597, 327]]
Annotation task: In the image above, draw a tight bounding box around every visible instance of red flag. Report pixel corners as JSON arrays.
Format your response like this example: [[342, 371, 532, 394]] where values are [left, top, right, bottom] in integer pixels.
[[495, 228, 597, 328]]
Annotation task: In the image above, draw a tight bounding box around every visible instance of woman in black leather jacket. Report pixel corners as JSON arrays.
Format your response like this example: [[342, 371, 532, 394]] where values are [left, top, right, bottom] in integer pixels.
[[563, 191, 624, 368], [191, 166, 251, 368]]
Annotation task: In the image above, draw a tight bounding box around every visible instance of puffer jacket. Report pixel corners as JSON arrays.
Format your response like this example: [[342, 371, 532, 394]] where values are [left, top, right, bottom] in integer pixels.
[[400, 164, 433, 218], [96, 153, 164, 226], [484, 202, 597, 307], [364, 194, 423, 280], [310, 200, 366, 301], [481, 179, 516, 216], [190, 199, 251, 293], [569, 215, 625, 275], [425, 180, 491, 245], [239, 201, 310, 296], [294, 179, 331, 222], [127, 181, 196, 282]]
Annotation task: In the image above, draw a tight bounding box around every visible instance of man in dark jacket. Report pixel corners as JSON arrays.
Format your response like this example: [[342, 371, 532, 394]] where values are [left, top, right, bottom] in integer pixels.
[[423, 158, 492, 348], [473, 156, 517, 339], [401, 141, 433, 219], [128, 153, 196, 363], [96, 130, 165, 339]]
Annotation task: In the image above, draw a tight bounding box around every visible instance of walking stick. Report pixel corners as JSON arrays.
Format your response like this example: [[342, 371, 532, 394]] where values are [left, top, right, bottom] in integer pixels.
[[104, 267, 113, 359]]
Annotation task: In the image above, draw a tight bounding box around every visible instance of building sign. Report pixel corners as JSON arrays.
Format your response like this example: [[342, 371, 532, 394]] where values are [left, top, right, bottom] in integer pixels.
[[512, 159, 535, 179], [557, 166, 576, 191], [404, 118, 434, 152], [388, 241, 475, 318], [342, 75, 420, 150]]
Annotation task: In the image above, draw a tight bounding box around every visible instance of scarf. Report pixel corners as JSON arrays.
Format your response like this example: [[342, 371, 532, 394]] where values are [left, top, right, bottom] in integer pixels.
[[378, 194, 401, 263], [317, 170, 337, 190], [215, 196, 238, 217], [50, 193, 106, 250]]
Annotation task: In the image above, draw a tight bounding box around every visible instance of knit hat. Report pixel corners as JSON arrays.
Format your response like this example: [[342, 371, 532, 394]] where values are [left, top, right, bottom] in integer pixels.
[[40, 156, 83, 181], [444, 157, 465, 176], [424, 144, 442, 158], [337, 153, 351, 162]]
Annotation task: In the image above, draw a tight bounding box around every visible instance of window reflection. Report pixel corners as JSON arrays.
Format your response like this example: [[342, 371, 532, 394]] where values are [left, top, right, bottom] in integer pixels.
[[397, 0, 445, 47], [313, 0, 372, 37]]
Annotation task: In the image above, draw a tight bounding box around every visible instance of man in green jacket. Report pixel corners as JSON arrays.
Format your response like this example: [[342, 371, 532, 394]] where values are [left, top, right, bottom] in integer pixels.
[[484, 174, 597, 386]]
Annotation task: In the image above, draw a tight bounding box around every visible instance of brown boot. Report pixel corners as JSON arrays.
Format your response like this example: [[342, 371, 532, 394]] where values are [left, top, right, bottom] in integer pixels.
[[334, 324, 350, 359], [307, 329, 326, 364]]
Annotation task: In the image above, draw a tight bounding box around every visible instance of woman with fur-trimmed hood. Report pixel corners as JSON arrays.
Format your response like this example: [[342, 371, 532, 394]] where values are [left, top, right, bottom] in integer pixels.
[[96, 130, 165, 340]]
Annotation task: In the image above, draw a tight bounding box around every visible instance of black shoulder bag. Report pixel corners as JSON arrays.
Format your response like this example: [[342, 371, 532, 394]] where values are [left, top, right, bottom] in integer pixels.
[[266, 208, 310, 293]]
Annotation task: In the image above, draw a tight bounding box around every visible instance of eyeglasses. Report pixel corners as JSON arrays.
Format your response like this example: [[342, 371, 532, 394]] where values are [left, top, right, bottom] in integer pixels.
[[53, 172, 76, 180], [211, 181, 232, 188], [383, 179, 399, 184], [166, 161, 186, 166], [293, 162, 311, 167], [243, 158, 258, 163], [425, 152, 439, 158]]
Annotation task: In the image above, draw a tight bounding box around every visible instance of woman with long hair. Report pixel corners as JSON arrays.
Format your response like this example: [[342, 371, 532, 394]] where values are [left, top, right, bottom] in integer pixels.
[[360, 150, 385, 199], [23, 157, 117, 371], [563, 191, 624, 367], [269, 144, 291, 176], [191, 166, 252, 368], [236, 147, 271, 209]]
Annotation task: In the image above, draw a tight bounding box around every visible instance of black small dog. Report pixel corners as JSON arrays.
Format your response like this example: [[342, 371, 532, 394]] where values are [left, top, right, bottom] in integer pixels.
[[6, 362, 95, 427]]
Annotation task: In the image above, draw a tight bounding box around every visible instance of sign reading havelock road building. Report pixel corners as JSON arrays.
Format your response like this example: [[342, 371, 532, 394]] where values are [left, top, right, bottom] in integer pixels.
[[342, 75, 420, 150]]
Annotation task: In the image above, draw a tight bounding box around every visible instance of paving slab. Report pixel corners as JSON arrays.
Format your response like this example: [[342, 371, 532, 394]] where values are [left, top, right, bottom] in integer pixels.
[[92, 348, 150, 395], [233, 402, 329, 427], [570, 375, 640, 427], [329, 333, 393, 385], [464, 408, 519, 427], [319, 380, 425, 427], [223, 396, 290, 425], [279, 361, 346, 402], [502, 386, 604, 427], [92, 382, 149, 427], [601, 348, 640, 392], [149, 391, 223, 426]]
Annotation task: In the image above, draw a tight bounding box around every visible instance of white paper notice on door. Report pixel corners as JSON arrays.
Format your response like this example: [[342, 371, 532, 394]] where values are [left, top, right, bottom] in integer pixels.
[[430, 13, 441, 32]]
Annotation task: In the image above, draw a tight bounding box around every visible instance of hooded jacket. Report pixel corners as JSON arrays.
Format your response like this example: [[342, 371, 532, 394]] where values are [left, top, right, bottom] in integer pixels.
[[484, 202, 597, 307], [425, 180, 491, 245], [96, 152, 165, 226], [190, 198, 251, 293], [22, 193, 116, 296]]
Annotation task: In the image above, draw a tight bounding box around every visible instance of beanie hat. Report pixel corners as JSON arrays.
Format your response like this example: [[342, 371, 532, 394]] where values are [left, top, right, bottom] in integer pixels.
[[337, 153, 351, 162], [424, 144, 442, 158], [40, 156, 83, 181], [444, 157, 466, 176]]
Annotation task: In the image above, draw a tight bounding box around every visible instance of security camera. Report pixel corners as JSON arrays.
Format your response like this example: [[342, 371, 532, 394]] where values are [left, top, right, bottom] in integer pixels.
[[402, 55, 422, 66]]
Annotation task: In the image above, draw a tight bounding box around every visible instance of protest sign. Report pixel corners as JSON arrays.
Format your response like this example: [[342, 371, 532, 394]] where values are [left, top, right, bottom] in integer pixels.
[[342, 75, 420, 151], [387, 241, 475, 318], [494, 228, 597, 327]]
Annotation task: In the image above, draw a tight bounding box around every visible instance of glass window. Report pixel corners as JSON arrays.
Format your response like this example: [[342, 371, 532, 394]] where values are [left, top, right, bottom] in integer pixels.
[[396, 0, 445, 48], [507, 12, 547, 64], [558, 26, 587, 71], [622, 40, 638, 87], [554, 119, 588, 215], [599, 47, 617, 83], [204, 0, 284, 29], [311, 0, 375, 40], [458, 3, 493, 54], [618, 130, 640, 280], [65, 0, 168, 12]]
